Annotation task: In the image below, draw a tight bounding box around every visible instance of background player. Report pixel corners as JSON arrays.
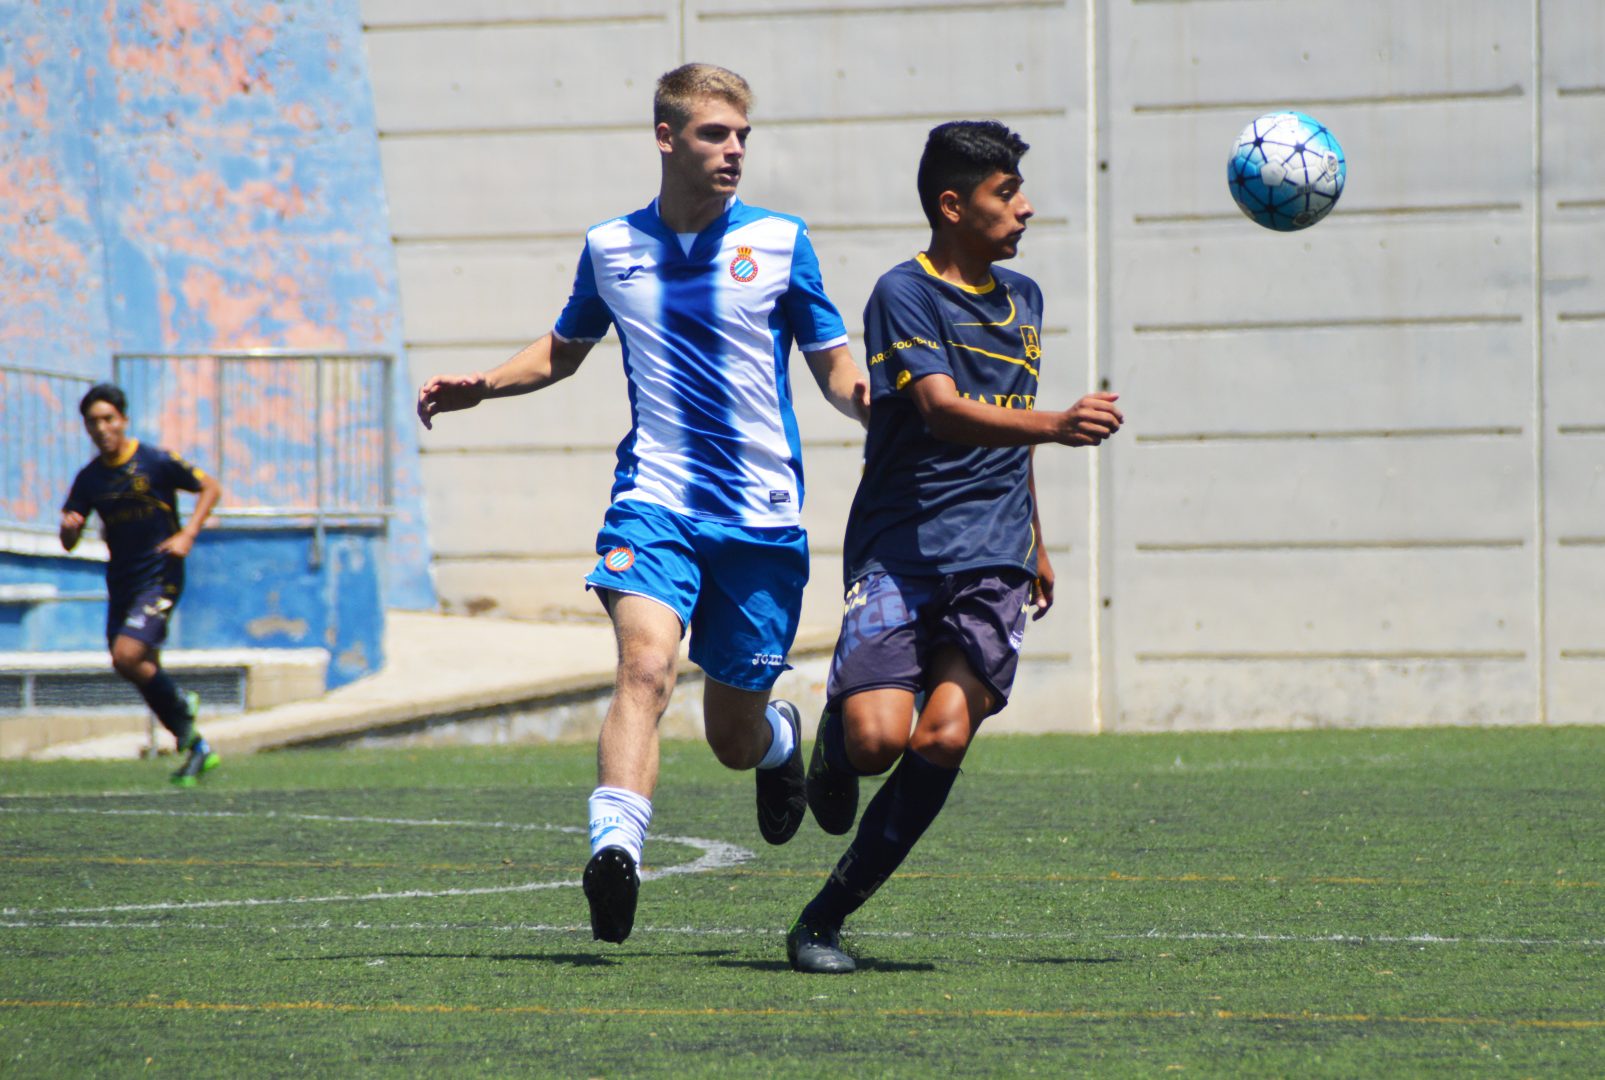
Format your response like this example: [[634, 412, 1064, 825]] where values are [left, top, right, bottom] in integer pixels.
[[60, 383, 224, 786], [416, 63, 870, 945], [786, 121, 1123, 973]]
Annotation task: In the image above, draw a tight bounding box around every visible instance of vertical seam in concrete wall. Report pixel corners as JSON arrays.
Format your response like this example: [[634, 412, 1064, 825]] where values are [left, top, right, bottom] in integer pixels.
[[1530, 0, 1548, 724], [1084, 0, 1105, 733]]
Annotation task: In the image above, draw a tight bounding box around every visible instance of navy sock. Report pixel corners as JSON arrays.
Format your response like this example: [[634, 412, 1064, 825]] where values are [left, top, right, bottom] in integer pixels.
[[137, 671, 192, 743], [801, 749, 960, 928], [819, 705, 857, 774]]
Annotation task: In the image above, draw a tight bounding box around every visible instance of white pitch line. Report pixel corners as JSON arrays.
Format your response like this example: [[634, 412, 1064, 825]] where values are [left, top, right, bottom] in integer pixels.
[[0, 805, 753, 917], [1, 919, 1602, 950]]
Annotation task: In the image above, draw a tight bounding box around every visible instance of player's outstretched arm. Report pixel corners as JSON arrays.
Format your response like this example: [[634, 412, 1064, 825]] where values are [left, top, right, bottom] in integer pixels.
[[417, 333, 594, 429], [909, 375, 1123, 448], [803, 344, 871, 428]]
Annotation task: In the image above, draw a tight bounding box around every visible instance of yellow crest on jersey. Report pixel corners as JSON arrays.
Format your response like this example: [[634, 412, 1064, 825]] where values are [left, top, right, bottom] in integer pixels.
[[1020, 325, 1041, 362]]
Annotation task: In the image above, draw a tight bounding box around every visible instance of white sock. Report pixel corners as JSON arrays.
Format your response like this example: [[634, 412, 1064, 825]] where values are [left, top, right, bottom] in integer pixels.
[[755, 702, 795, 771], [588, 786, 652, 866]]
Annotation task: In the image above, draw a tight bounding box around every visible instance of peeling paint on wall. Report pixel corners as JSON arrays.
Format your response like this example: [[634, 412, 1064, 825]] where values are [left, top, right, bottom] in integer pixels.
[[0, 0, 433, 611]]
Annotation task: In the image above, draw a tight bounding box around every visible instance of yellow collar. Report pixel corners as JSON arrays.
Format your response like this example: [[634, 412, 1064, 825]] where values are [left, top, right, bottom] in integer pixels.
[[103, 438, 139, 467], [916, 251, 995, 295]]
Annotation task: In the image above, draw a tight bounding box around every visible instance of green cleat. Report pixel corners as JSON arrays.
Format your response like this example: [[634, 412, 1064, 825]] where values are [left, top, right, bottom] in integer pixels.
[[171, 704, 219, 787]]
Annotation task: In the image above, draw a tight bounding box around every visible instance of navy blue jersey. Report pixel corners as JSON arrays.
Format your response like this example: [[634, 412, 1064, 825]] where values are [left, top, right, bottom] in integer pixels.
[[63, 441, 207, 598], [843, 255, 1045, 584]]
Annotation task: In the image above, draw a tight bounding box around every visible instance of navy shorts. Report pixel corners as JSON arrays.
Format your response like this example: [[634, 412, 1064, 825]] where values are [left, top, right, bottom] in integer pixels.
[[585, 499, 809, 692], [825, 568, 1036, 717], [107, 584, 180, 649]]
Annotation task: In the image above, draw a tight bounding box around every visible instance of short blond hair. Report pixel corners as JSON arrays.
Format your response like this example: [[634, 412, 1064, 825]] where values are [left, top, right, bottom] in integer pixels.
[[653, 63, 752, 131]]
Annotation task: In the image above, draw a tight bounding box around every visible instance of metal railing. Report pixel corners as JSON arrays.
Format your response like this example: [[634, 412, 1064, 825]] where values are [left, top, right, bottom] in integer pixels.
[[0, 364, 98, 535], [0, 353, 395, 567], [114, 351, 397, 566]]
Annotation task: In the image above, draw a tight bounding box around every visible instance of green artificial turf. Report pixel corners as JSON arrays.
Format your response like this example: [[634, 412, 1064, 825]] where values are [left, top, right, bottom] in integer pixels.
[[2, 726, 1601, 1077]]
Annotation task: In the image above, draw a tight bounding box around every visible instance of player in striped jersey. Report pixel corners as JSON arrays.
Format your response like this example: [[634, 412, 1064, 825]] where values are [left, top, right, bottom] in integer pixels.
[[417, 64, 870, 945]]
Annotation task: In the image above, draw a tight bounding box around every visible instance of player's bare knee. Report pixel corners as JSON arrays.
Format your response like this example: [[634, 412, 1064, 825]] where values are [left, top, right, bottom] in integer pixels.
[[704, 726, 761, 770], [909, 727, 971, 769], [109, 643, 146, 682], [844, 727, 903, 775], [614, 653, 675, 710]]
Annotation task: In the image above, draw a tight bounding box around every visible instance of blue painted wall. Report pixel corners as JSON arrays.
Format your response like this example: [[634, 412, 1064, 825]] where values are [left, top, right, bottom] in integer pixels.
[[1, 530, 382, 689], [0, 1, 436, 685]]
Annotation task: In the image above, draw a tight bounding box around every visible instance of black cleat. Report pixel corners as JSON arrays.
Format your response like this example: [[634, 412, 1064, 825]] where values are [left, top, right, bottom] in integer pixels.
[[787, 918, 856, 974], [583, 845, 640, 943], [805, 707, 859, 835], [755, 700, 806, 845]]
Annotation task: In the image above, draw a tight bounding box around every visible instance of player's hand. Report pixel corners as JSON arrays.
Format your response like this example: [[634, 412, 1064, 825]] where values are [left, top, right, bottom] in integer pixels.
[[417, 373, 490, 430], [156, 530, 196, 558], [1032, 548, 1055, 620], [1055, 392, 1122, 446], [60, 510, 85, 531], [851, 378, 871, 428]]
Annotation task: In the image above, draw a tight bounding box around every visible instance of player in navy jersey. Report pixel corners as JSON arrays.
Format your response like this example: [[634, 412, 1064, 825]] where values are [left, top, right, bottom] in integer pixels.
[[60, 383, 224, 786], [785, 121, 1124, 973], [416, 64, 870, 945]]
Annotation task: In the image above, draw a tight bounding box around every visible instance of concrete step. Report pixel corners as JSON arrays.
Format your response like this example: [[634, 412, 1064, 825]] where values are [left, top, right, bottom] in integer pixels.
[[0, 648, 328, 759], [21, 612, 839, 761]]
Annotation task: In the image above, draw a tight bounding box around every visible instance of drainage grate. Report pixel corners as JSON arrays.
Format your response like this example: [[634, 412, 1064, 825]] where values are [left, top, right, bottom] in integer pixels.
[[5, 669, 246, 713]]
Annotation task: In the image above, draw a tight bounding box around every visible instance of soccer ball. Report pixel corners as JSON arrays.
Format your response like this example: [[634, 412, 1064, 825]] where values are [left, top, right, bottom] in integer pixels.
[[1227, 111, 1345, 232]]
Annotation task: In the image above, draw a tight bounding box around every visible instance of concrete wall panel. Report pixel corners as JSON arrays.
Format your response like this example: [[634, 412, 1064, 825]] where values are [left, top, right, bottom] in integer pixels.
[[382, 131, 659, 238], [1120, 547, 1534, 656], [361, 1, 665, 26], [1119, 657, 1535, 733], [366, 23, 673, 132], [1113, 221, 1529, 328], [1117, 101, 1532, 221], [1123, 437, 1533, 546], [1125, 324, 1532, 436], [1115, 0, 1528, 105], [686, 6, 1079, 121]]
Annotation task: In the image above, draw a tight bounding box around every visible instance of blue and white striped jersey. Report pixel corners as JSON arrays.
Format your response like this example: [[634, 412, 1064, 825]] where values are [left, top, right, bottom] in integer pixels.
[[553, 198, 848, 527]]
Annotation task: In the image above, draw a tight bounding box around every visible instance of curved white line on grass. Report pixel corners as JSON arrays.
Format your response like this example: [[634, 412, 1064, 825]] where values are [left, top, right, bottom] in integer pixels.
[[0, 806, 753, 917]]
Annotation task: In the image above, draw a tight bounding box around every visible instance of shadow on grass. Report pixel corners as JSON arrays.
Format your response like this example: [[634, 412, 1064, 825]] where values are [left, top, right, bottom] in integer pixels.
[[714, 958, 939, 973], [275, 951, 617, 966]]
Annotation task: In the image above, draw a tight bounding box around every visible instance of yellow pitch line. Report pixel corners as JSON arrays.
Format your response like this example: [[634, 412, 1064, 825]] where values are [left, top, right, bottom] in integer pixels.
[[1, 999, 1600, 1030]]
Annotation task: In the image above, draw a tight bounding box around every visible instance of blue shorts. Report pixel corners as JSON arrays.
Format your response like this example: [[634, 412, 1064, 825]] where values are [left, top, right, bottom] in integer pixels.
[[107, 583, 181, 650], [824, 568, 1035, 717], [585, 499, 809, 692]]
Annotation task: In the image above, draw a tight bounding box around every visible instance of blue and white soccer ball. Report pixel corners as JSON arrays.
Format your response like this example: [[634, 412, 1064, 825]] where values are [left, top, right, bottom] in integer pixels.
[[1227, 111, 1345, 232]]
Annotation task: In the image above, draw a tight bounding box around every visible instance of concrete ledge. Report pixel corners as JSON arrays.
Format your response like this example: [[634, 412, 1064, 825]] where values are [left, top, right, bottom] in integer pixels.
[[30, 612, 837, 759]]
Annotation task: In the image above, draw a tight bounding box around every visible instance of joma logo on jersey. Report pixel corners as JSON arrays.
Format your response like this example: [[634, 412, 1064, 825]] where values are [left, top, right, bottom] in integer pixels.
[[1020, 325, 1041, 361], [749, 651, 785, 667], [728, 246, 759, 283]]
